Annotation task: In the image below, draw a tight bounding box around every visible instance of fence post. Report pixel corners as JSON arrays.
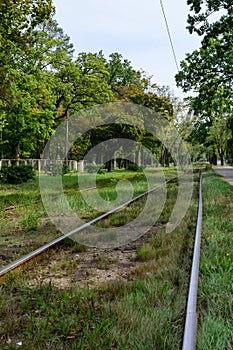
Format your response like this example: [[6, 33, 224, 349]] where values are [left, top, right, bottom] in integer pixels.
[[73, 161, 78, 171], [38, 160, 41, 173], [78, 160, 84, 172]]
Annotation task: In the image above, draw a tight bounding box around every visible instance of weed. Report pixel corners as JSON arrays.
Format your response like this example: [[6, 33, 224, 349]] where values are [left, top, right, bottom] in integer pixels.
[[95, 251, 118, 270], [71, 243, 87, 253], [20, 212, 41, 231], [137, 244, 156, 261]]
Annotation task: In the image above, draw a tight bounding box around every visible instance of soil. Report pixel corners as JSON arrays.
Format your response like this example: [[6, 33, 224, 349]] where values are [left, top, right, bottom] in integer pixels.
[[27, 226, 163, 289]]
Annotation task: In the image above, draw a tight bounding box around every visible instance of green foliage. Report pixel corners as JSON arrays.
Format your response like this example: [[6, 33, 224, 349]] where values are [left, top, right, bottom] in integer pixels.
[[62, 163, 71, 175], [126, 163, 142, 172], [105, 52, 141, 96], [0, 0, 177, 165], [186, 0, 233, 36], [0, 165, 35, 184], [0, 13, 74, 158], [177, 0, 233, 97], [54, 52, 113, 121], [4, 69, 57, 158], [176, 0, 233, 163], [177, 0, 233, 95], [0, 0, 54, 98], [85, 163, 99, 173]]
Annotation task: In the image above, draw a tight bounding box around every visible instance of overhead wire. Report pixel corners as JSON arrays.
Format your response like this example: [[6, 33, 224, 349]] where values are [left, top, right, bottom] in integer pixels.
[[159, 0, 180, 73]]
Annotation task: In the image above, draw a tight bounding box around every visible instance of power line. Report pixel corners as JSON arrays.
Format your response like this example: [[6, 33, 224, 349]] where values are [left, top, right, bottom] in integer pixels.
[[159, 0, 180, 73]]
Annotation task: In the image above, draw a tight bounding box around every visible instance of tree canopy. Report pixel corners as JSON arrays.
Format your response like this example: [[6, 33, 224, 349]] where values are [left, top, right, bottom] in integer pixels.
[[0, 1, 183, 167], [176, 0, 233, 163]]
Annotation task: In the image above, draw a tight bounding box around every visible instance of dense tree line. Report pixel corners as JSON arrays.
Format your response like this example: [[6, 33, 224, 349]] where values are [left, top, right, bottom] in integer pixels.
[[176, 0, 233, 164], [0, 0, 176, 166], [2, 1, 230, 167]]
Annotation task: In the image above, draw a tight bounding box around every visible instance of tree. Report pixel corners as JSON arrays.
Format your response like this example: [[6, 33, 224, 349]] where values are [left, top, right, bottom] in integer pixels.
[[3, 70, 56, 159], [0, 16, 74, 159], [0, 0, 54, 99], [207, 115, 230, 165], [54, 52, 114, 121], [176, 0, 233, 96], [176, 0, 233, 162], [105, 52, 141, 98]]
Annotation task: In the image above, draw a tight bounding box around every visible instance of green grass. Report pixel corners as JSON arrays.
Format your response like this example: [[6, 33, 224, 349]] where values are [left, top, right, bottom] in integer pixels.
[[0, 170, 199, 349], [2, 168, 231, 349], [0, 168, 173, 266], [197, 171, 233, 349]]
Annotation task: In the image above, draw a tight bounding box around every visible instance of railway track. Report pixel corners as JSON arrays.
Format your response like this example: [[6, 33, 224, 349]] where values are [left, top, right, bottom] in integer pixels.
[[0, 168, 204, 348], [0, 170, 191, 283], [0, 172, 157, 267]]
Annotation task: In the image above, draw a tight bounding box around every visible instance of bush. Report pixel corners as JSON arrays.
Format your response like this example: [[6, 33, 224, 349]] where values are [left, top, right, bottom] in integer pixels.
[[126, 163, 142, 172], [0, 165, 35, 184], [62, 164, 71, 175]]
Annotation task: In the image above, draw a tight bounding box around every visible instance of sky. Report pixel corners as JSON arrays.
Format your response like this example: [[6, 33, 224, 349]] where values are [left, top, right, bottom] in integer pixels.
[[53, 0, 201, 98]]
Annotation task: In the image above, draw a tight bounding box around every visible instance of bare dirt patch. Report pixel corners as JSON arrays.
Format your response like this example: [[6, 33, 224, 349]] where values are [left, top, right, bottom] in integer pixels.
[[27, 226, 163, 289]]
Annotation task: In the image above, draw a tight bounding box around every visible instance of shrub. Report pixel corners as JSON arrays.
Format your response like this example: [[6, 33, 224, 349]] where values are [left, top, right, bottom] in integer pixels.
[[0, 165, 35, 184], [126, 163, 142, 172], [62, 163, 71, 175]]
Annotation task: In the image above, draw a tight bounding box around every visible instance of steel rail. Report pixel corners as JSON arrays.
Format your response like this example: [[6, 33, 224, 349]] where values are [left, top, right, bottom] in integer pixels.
[[182, 173, 203, 350], [0, 173, 182, 280]]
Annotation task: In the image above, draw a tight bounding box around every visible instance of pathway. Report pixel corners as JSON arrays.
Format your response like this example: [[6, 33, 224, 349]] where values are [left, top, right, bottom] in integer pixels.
[[214, 166, 233, 186]]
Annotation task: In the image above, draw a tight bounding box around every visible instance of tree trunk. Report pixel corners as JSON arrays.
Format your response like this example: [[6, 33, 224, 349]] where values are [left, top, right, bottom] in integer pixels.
[[106, 160, 112, 172], [210, 153, 217, 165], [161, 146, 169, 167], [136, 144, 141, 166], [220, 155, 224, 166]]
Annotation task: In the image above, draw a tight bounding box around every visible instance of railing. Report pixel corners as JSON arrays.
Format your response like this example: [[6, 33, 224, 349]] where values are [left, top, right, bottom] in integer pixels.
[[0, 159, 85, 172]]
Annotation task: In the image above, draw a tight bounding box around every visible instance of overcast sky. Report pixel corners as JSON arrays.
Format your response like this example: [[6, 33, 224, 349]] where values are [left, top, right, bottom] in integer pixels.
[[53, 0, 201, 98]]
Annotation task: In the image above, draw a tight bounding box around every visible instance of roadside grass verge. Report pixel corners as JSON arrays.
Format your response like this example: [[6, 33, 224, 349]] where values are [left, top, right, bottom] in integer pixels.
[[197, 171, 233, 349], [0, 172, 199, 349]]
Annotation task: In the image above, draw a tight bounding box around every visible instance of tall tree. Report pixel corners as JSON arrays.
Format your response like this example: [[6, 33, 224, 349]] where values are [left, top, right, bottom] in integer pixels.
[[176, 0, 233, 162], [104, 52, 141, 99], [0, 16, 74, 158], [54, 52, 113, 121], [0, 0, 54, 99]]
